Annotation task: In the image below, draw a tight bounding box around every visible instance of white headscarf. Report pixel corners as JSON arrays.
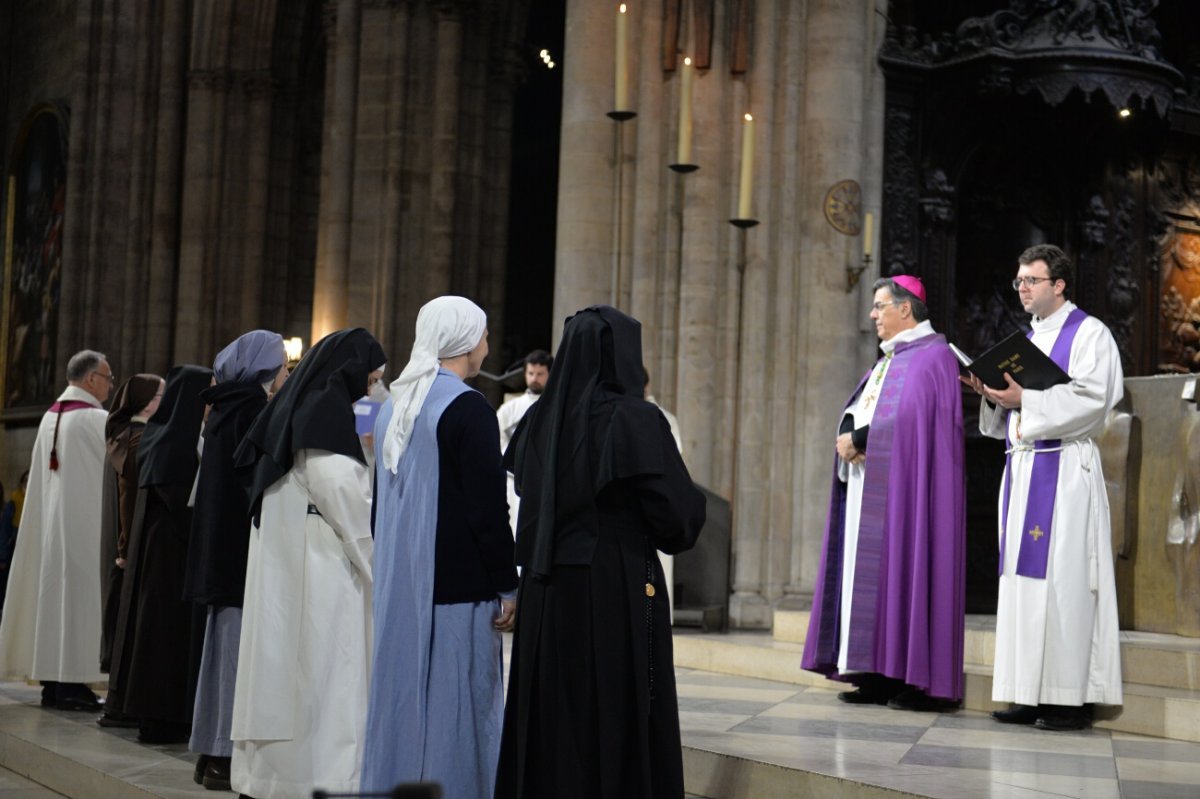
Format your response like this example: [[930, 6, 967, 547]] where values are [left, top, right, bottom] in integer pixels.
[[381, 295, 488, 473]]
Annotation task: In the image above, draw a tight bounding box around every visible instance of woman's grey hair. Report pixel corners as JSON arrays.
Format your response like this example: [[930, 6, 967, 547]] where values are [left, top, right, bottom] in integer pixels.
[[872, 277, 929, 322], [66, 349, 106, 382]]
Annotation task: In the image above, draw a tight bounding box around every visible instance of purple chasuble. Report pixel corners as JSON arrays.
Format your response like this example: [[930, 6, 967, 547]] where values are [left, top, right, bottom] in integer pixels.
[[999, 307, 1088, 579], [800, 333, 966, 701]]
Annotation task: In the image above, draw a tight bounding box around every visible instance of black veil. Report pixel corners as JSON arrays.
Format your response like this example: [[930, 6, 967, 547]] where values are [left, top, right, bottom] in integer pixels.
[[510, 305, 667, 579]]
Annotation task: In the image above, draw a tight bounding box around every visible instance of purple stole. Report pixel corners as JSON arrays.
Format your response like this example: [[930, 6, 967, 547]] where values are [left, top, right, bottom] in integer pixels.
[[999, 308, 1087, 579]]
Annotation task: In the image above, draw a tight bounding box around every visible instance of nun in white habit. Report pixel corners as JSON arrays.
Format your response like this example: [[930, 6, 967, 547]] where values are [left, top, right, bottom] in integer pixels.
[[229, 328, 386, 799]]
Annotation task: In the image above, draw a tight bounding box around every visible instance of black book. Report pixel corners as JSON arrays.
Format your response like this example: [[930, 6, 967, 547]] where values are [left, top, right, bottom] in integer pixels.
[[949, 330, 1070, 391]]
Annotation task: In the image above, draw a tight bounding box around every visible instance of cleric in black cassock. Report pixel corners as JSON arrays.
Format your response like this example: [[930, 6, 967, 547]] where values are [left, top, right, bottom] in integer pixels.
[[494, 305, 706, 799]]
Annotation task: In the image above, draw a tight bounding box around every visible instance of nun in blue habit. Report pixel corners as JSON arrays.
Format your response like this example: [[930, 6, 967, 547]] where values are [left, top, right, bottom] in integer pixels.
[[184, 330, 288, 790], [362, 296, 518, 799]]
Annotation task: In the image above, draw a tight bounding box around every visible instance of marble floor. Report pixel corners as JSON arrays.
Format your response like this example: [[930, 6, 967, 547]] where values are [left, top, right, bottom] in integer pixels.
[[0, 767, 64, 799], [675, 668, 1200, 799], [2, 673, 1199, 799]]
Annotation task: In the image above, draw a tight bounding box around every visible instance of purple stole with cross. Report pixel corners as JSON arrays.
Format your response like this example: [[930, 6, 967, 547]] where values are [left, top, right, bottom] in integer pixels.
[[999, 307, 1088, 579]]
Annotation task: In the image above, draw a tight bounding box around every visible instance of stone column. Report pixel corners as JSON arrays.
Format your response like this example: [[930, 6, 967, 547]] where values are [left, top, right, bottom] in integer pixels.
[[784, 0, 872, 603], [311, 0, 361, 344], [553, 0, 621, 338], [239, 71, 276, 328]]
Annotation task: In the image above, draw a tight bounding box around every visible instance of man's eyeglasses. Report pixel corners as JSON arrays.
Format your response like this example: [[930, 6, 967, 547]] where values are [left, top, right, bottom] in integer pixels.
[[1012, 276, 1053, 290], [92, 371, 116, 384], [871, 300, 901, 312]]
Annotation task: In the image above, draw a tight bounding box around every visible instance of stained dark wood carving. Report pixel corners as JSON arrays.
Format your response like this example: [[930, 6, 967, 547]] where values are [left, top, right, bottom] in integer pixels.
[[729, 0, 751, 74], [662, 0, 681, 71], [693, 0, 715, 70]]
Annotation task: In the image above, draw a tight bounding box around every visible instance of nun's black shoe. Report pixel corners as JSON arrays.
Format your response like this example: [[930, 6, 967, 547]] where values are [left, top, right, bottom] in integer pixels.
[[202, 757, 232, 791], [194, 755, 209, 785]]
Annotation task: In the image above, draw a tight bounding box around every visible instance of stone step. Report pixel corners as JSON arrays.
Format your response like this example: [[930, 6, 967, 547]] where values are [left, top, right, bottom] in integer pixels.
[[772, 609, 1200, 692], [674, 628, 1200, 743]]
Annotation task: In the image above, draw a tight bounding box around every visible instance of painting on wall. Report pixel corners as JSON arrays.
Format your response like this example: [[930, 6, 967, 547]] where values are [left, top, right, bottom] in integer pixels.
[[1160, 226, 1200, 373], [1, 103, 68, 413]]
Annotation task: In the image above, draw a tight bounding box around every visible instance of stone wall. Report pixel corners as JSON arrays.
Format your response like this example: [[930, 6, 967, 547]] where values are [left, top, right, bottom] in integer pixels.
[[554, 0, 887, 626]]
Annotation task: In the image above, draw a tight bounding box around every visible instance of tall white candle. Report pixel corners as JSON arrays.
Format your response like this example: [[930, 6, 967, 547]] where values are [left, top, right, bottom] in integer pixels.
[[737, 113, 755, 219], [615, 4, 629, 112], [863, 212, 874, 257], [677, 57, 693, 164]]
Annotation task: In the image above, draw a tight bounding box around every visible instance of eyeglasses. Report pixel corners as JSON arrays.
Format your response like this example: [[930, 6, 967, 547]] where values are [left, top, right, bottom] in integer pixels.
[[1011, 276, 1053, 290], [871, 300, 901, 312], [92, 371, 116, 384]]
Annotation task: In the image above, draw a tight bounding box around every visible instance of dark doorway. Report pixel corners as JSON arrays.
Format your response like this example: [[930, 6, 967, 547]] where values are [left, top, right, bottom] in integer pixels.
[[502, 0, 565, 380]]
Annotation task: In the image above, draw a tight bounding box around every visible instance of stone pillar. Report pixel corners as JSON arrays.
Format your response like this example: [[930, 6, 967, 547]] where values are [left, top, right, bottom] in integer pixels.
[[783, 0, 872, 605], [311, 0, 361, 344], [553, 0, 620, 335]]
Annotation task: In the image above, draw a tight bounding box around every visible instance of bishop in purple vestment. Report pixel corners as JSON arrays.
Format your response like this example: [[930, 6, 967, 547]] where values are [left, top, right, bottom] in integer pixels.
[[801, 276, 966, 708]]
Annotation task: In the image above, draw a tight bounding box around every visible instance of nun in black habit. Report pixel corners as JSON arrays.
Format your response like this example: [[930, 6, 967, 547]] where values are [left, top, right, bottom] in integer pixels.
[[98, 374, 163, 725], [494, 305, 707, 799], [110, 364, 212, 743]]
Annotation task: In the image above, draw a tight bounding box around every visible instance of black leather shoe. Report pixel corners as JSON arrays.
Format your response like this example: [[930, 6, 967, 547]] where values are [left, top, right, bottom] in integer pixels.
[[202, 757, 232, 791], [887, 687, 960, 712], [838, 688, 888, 705], [1035, 705, 1092, 732], [56, 688, 103, 712], [97, 711, 139, 728], [194, 755, 209, 785], [991, 704, 1040, 725]]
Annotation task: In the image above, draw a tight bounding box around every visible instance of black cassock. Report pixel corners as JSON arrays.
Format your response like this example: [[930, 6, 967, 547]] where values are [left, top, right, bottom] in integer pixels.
[[495, 306, 706, 799]]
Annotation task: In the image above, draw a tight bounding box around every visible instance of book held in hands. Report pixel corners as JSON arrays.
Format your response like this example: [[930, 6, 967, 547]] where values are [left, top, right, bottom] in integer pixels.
[[950, 330, 1070, 391]]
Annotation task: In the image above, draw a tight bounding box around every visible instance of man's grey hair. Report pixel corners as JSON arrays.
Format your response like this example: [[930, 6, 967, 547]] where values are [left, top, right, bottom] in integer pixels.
[[66, 350, 107, 382]]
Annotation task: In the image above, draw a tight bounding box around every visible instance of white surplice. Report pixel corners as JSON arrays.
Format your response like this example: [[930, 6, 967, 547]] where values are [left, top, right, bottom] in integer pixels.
[[980, 301, 1124, 706], [836, 321, 935, 673], [497, 390, 538, 537], [231, 450, 374, 799], [0, 385, 107, 683]]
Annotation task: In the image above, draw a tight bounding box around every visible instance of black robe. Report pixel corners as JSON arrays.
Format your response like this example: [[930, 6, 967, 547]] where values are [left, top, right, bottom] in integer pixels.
[[110, 365, 211, 728], [183, 381, 268, 607], [495, 306, 707, 799]]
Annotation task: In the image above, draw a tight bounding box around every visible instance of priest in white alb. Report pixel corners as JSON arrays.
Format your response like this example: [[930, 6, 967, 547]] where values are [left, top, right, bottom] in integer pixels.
[[496, 350, 551, 536], [0, 350, 114, 711], [965, 243, 1124, 732]]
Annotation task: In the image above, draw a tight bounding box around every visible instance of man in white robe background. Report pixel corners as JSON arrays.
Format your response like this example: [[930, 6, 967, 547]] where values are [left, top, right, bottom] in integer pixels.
[[0, 349, 114, 710], [964, 243, 1124, 732], [496, 350, 551, 536], [644, 370, 683, 621]]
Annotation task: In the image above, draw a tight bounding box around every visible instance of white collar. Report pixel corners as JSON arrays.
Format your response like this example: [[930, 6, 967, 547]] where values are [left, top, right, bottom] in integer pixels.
[[57, 385, 103, 408], [880, 319, 935, 355], [1031, 300, 1076, 334]]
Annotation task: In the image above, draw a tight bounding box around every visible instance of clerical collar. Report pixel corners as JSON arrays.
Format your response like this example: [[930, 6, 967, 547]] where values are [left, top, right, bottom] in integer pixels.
[[57, 385, 103, 408], [131, 415, 150, 424], [1031, 300, 1076, 333], [880, 319, 935, 355]]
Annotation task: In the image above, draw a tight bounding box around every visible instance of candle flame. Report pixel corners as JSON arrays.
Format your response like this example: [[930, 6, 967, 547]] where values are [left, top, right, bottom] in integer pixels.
[[619, 4, 627, 13], [684, 56, 691, 66], [744, 113, 753, 121]]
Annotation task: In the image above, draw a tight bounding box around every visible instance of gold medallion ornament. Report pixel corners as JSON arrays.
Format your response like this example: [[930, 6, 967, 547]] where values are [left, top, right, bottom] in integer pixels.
[[823, 179, 863, 235], [645, 583, 656, 597]]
